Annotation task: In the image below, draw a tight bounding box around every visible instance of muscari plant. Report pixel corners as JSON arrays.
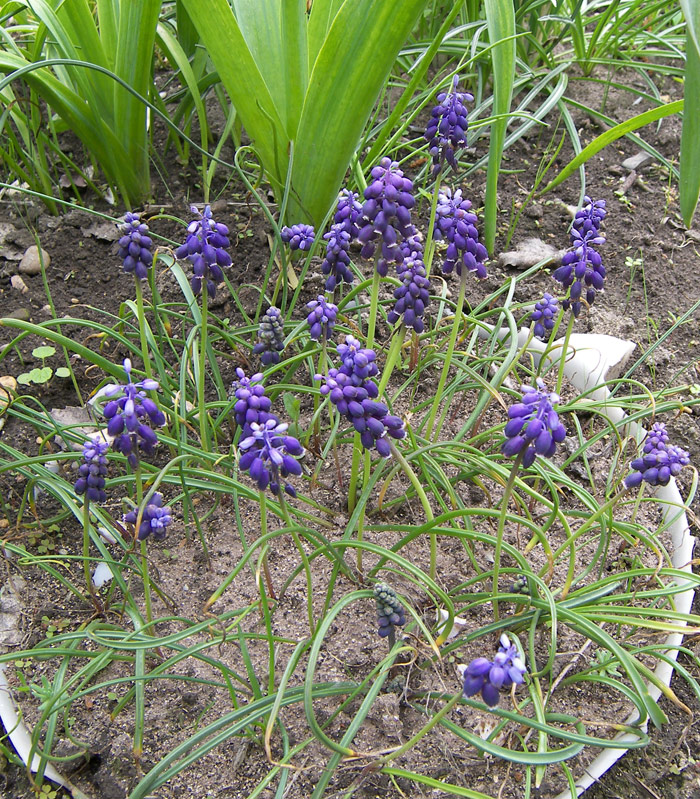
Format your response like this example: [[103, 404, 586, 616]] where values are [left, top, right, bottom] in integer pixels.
[[1, 27, 700, 799]]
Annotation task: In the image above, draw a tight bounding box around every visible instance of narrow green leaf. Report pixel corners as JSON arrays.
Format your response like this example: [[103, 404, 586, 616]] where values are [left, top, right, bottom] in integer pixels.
[[680, 14, 700, 226], [484, 0, 516, 254], [539, 100, 683, 195]]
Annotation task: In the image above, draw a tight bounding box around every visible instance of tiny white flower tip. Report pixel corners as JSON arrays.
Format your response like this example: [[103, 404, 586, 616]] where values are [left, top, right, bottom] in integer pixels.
[[512, 657, 526, 673], [456, 663, 468, 679], [123, 358, 132, 374], [499, 633, 510, 648]]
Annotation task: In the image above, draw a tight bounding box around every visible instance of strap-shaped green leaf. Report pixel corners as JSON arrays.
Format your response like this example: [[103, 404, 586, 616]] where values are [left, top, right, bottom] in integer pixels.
[[484, 0, 516, 254], [178, 0, 288, 197], [293, 0, 429, 225], [680, 0, 700, 226]]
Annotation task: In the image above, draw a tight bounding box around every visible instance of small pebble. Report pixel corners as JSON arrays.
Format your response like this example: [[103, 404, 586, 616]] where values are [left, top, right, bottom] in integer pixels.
[[10, 275, 28, 294], [6, 308, 30, 321], [621, 151, 653, 171], [19, 245, 50, 276]]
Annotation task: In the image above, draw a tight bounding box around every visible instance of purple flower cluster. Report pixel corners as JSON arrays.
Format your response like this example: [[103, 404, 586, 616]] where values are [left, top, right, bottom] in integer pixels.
[[374, 583, 406, 639], [553, 198, 606, 316], [316, 336, 405, 458], [253, 307, 285, 366], [573, 195, 606, 235], [334, 189, 363, 238], [358, 158, 416, 276], [434, 189, 488, 278], [124, 493, 172, 541], [424, 76, 473, 175], [462, 634, 527, 707], [321, 224, 354, 292], [306, 295, 338, 341], [624, 422, 690, 488], [280, 224, 315, 252], [239, 418, 304, 497], [74, 436, 109, 503], [502, 378, 566, 468], [531, 293, 558, 340], [232, 368, 274, 433], [118, 213, 153, 281], [175, 205, 232, 298], [386, 249, 431, 333], [102, 359, 166, 469]]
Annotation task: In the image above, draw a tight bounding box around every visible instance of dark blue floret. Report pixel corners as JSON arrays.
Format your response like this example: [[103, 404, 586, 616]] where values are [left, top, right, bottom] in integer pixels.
[[374, 583, 406, 639], [238, 418, 304, 497], [624, 422, 690, 488], [124, 492, 172, 541], [434, 189, 488, 279], [253, 307, 285, 366], [175, 204, 232, 298], [118, 213, 153, 281], [74, 436, 109, 503], [424, 76, 473, 175], [306, 295, 338, 342], [101, 359, 165, 469], [357, 158, 416, 276], [281, 224, 316, 252], [501, 378, 566, 468], [462, 634, 527, 707], [531, 293, 559, 340]]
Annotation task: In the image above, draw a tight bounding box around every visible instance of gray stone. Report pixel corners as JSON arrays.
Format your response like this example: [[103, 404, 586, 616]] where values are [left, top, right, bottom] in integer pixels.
[[621, 151, 653, 171], [18, 245, 50, 276], [5, 308, 30, 322]]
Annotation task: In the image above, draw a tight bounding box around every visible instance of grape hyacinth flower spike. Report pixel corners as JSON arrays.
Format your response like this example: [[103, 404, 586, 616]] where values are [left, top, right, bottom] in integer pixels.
[[531, 293, 558, 340], [502, 378, 566, 468], [624, 422, 690, 488], [461, 634, 527, 707], [232, 368, 274, 436], [321, 224, 354, 292], [334, 189, 363, 239], [316, 336, 405, 457], [253, 307, 286, 366], [124, 493, 172, 541], [101, 359, 166, 469], [374, 582, 406, 646], [238, 418, 304, 497], [553, 198, 606, 316], [434, 188, 488, 279], [118, 213, 153, 281], [387, 248, 431, 334], [176, 204, 232, 297], [424, 76, 473, 175], [358, 157, 416, 276], [280, 224, 315, 252], [74, 436, 109, 503], [306, 296, 338, 342]]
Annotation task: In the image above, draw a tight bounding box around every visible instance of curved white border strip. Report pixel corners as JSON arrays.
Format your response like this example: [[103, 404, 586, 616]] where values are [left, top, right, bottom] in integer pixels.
[[477, 325, 695, 798]]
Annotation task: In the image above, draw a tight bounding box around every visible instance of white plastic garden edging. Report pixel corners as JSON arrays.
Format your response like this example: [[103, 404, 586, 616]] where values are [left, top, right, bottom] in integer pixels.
[[477, 324, 696, 798]]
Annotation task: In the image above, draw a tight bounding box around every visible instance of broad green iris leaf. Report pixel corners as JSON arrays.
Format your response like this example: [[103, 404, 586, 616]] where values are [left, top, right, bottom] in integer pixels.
[[178, 0, 429, 226]]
